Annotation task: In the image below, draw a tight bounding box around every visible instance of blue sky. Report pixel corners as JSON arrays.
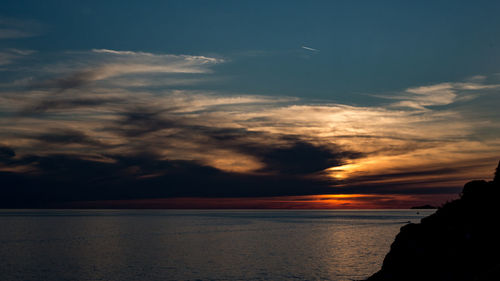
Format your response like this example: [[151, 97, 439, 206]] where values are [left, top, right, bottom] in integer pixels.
[[1, 1, 500, 208], [3, 0, 500, 101]]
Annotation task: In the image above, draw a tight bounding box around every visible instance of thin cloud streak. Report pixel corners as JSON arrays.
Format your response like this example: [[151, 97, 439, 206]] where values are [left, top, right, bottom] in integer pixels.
[[301, 46, 319, 52]]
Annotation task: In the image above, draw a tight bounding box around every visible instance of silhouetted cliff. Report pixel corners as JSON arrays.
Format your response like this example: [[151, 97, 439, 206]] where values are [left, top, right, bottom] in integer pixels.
[[367, 161, 500, 281], [410, 204, 436, 209]]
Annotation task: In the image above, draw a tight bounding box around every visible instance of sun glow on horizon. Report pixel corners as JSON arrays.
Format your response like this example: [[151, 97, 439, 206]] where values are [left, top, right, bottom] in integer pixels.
[[66, 193, 453, 209]]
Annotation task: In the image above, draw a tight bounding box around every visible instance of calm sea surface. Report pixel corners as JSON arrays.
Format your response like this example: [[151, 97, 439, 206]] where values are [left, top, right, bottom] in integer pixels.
[[0, 209, 434, 281]]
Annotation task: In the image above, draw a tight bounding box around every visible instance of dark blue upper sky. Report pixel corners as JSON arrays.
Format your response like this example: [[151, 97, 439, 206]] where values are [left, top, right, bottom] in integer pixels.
[[2, 0, 500, 103]]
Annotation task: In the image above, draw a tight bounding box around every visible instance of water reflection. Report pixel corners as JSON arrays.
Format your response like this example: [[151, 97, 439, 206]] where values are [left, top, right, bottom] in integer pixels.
[[0, 209, 434, 281]]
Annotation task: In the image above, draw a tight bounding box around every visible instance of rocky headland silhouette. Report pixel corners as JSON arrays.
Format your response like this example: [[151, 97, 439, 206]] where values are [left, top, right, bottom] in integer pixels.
[[366, 161, 500, 281], [410, 204, 436, 209]]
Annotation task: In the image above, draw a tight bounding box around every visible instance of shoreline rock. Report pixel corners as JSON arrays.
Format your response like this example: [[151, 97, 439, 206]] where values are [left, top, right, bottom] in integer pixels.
[[410, 204, 436, 209], [366, 161, 500, 281]]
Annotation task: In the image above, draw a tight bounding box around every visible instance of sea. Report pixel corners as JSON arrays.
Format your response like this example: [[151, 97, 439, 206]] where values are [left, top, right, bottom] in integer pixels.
[[0, 209, 435, 281]]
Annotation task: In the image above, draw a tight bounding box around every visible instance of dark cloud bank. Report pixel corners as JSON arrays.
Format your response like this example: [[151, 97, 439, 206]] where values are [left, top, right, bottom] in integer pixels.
[[0, 140, 363, 208]]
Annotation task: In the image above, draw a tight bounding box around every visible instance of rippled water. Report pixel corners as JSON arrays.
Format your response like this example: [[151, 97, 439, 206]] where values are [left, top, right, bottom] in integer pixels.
[[0, 209, 434, 281]]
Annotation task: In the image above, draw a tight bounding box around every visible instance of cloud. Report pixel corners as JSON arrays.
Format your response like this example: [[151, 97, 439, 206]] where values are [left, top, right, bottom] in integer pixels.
[[388, 82, 500, 110], [0, 48, 35, 66], [32, 128, 107, 147], [28, 49, 223, 93], [92, 48, 221, 63], [20, 96, 125, 115], [0, 145, 15, 159], [15, 49, 223, 115], [0, 153, 340, 207], [110, 107, 181, 137], [238, 140, 362, 175], [1, 48, 500, 207], [0, 17, 44, 39], [301, 46, 319, 52]]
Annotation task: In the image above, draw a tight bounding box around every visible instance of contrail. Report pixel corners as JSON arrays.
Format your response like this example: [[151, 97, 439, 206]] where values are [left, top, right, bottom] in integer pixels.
[[301, 46, 319, 52]]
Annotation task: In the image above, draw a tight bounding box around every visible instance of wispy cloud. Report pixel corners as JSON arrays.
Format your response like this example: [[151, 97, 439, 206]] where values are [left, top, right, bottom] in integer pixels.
[[29, 49, 223, 92], [0, 48, 35, 66], [301, 46, 319, 52], [387, 81, 500, 110], [0, 16, 44, 39]]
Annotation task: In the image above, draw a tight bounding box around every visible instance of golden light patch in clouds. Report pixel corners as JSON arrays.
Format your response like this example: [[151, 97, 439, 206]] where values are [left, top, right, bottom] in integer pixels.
[[182, 149, 265, 173], [326, 163, 364, 180], [325, 143, 499, 189]]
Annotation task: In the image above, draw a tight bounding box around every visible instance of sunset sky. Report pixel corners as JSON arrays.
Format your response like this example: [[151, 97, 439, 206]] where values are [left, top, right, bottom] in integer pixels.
[[1, 1, 499, 208]]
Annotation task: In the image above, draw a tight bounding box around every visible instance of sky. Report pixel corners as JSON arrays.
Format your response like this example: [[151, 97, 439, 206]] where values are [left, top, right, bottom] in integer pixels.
[[1, 0, 500, 208]]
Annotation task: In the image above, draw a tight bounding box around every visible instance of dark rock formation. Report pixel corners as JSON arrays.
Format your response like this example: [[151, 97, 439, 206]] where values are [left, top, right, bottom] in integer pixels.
[[494, 160, 500, 183], [410, 204, 436, 209], [367, 161, 500, 281]]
